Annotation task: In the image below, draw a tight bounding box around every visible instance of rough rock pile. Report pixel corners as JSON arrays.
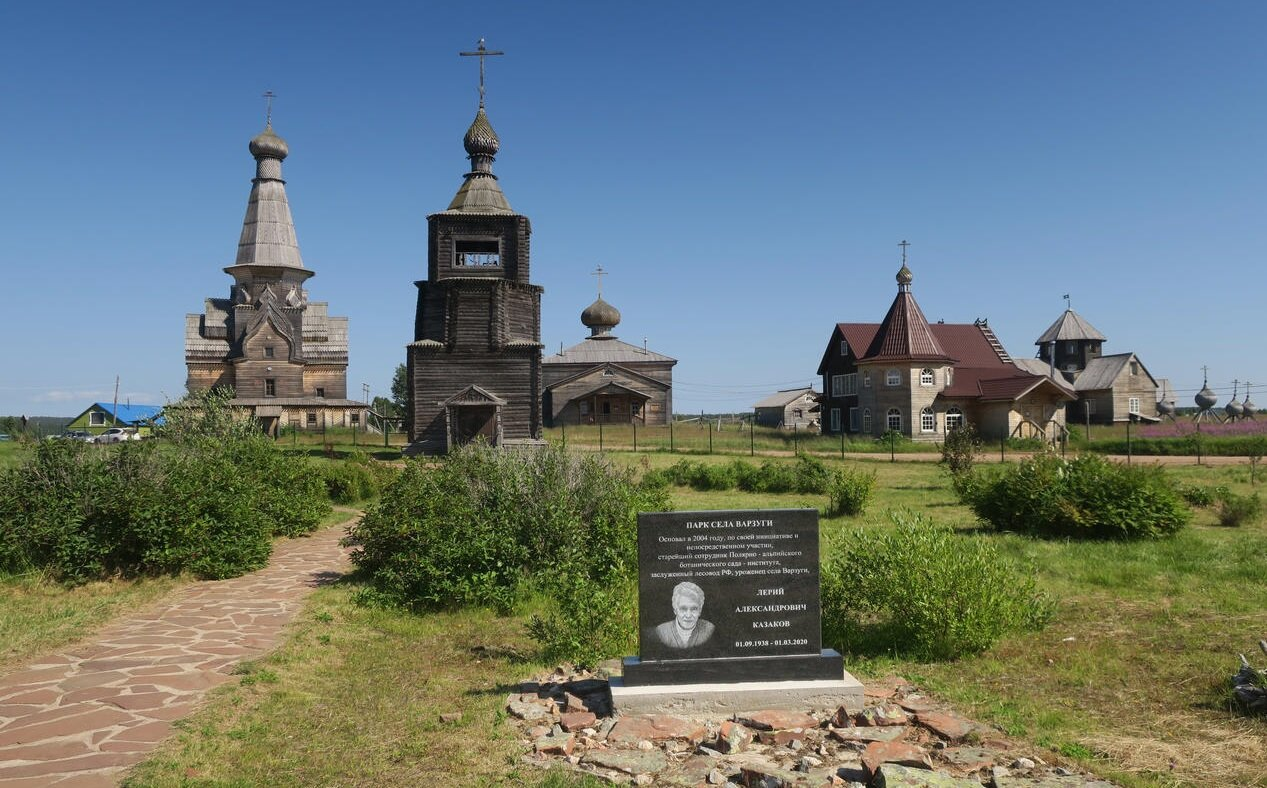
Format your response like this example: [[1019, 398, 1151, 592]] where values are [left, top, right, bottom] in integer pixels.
[[505, 666, 1117, 787]]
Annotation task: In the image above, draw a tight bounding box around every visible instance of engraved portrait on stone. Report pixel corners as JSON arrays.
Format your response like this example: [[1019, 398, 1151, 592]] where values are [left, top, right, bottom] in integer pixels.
[[649, 581, 715, 650]]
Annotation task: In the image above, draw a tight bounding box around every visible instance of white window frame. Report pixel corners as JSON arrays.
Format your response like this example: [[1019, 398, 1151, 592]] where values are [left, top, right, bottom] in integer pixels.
[[920, 368, 935, 386], [863, 371, 872, 388], [89, 411, 106, 426], [886, 369, 901, 387], [920, 407, 936, 433], [862, 408, 872, 434], [844, 373, 858, 396], [840, 339, 849, 357], [849, 407, 859, 431], [1128, 397, 1140, 415], [830, 408, 841, 432], [887, 408, 902, 432], [831, 375, 846, 397], [945, 407, 964, 432]]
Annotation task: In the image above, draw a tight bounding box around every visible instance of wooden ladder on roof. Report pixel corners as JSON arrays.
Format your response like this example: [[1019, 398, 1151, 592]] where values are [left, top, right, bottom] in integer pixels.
[[978, 324, 1012, 363]]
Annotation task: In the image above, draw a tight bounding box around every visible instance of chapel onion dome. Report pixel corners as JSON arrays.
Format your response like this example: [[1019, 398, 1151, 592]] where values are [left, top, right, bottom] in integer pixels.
[[1156, 398, 1176, 416], [1195, 384, 1218, 409], [897, 264, 913, 286], [1243, 395, 1258, 418], [249, 124, 289, 160], [1225, 393, 1244, 419], [463, 107, 501, 158], [581, 296, 621, 338]]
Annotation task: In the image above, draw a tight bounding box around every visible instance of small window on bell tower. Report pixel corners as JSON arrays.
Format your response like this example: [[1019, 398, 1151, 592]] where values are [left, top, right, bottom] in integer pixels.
[[455, 240, 501, 267]]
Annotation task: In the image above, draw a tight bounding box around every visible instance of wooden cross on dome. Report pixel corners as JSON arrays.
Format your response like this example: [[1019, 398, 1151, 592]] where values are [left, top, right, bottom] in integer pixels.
[[460, 38, 504, 108], [591, 265, 607, 298], [898, 239, 910, 265], [262, 90, 276, 126]]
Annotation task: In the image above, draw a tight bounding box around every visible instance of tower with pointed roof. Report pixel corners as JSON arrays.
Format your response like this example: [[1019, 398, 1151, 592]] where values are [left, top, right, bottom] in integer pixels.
[[406, 68, 544, 453], [185, 118, 362, 435], [542, 280, 677, 426]]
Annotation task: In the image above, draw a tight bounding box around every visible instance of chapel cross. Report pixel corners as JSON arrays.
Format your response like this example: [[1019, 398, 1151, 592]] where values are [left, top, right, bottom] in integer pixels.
[[1063, 293, 1071, 310], [460, 38, 504, 107], [592, 265, 607, 298], [262, 90, 276, 127], [898, 239, 910, 265]]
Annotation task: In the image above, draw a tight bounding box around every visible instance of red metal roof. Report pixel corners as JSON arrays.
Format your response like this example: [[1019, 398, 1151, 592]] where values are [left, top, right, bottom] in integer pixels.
[[864, 292, 954, 363]]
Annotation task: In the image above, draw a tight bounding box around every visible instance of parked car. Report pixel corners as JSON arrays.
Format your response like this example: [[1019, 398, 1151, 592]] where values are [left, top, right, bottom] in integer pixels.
[[95, 427, 140, 444], [51, 430, 95, 442]]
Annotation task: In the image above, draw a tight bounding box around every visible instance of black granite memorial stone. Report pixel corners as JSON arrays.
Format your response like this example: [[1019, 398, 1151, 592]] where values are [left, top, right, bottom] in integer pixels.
[[623, 509, 843, 686]]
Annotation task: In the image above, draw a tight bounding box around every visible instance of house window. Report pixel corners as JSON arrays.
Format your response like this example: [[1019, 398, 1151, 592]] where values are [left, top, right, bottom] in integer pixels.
[[863, 371, 871, 388], [946, 368, 954, 386], [849, 407, 859, 431], [579, 401, 590, 416], [830, 408, 841, 432], [920, 368, 935, 386], [1066, 341, 1077, 354], [831, 375, 845, 397], [455, 239, 500, 267], [886, 369, 901, 387], [89, 411, 106, 426], [1128, 397, 1140, 415], [887, 408, 902, 432], [1130, 361, 1139, 376], [350, 413, 360, 425], [602, 401, 611, 415], [264, 346, 274, 359], [632, 402, 642, 416], [844, 373, 858, 396], [920, 407, 935, 433], [306, 412, 317, 426], [945, 407, 964, 432], [265, 379, 276, 397], [316, 387, 325, 398], [862, 408, 872, 433], [1084, 400, 1097, 415], [840, 340, 849, 357]]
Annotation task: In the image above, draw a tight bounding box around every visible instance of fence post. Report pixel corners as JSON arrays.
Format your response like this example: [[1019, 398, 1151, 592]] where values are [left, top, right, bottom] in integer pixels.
[[793, 423, 799, 456], [561, 420, 566, 448], [840, 426, 845, 459], [599, 422, 604, 452], [750, 419, 754, 456], [1000, 437, 1005, 462], [708, 422, 713, 454], [670, 420, 674, 453], [1126, 418, 1132, 465], [890, 430, 896, 463], [633, 420, 637, 452]]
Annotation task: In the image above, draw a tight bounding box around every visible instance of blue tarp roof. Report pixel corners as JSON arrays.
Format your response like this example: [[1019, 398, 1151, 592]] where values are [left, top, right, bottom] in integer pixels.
[[90, 403, 165, 425]]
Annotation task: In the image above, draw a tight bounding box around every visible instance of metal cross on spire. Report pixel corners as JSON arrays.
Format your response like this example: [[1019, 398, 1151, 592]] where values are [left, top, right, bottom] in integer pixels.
[[1202, 365, 1209, 385], [262, 90, 276, 127], [898, 240, 910, 265], [1063, 293, 1071, 310], [460, 38, 504, 108], [591, 265, 607, 298]]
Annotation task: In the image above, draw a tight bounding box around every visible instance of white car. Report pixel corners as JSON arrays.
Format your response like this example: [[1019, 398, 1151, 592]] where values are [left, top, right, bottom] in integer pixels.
[[95, 427, 140, 444]]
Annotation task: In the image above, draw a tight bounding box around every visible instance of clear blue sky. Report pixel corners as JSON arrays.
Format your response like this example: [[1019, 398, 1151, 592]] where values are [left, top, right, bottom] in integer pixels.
[[3, 1, 1265, 416]]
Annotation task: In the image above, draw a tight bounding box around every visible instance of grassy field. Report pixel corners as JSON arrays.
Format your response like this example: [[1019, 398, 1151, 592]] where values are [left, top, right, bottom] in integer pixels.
[[3, 449, 1266, 786]]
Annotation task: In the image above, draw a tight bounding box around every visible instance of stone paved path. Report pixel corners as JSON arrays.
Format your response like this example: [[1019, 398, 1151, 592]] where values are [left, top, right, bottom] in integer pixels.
[[0, 520, 353, 786]]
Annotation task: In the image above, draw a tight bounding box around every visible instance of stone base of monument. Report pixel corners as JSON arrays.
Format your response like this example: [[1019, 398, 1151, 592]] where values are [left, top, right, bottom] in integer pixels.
[[610, 649, 863, 714]]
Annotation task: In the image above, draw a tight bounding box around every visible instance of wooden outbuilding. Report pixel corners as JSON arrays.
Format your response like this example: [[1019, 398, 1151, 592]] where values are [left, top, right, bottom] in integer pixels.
[[752, 388, 819, 430]]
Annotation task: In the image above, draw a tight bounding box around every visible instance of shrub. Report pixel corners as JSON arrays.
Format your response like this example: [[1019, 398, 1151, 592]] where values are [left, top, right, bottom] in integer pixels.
[[1177, 483, 1223, 508], [959, 452, 1190, 539], [826, 466, 877, 517], [345, 443, 669, 664], [0, 389, 330, 584], [939, 423, 980, 476], [821, 511, 1053, 660], [1215, 490, 1263, 527], [318, 453, 398, 504]]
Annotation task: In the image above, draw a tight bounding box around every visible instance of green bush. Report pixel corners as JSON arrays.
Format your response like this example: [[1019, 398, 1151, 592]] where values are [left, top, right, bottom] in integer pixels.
[[939, 423, 980, 476], [821, 511, 1053, 660], [0, 389, 330, 584], [826, 466, 877, 517], [959, 452, 1190, 539], [318, 453, 398, 504], [1177, 483, 1223, 508], [345, 443, 669, 664], [1215, 490, 1263, 527]]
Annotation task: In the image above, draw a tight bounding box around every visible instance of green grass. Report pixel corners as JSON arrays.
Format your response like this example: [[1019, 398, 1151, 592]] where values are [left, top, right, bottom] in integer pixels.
[[8, 450, 1265, 786], [121, 586, 598, 787], [0, 440, 30, 469]]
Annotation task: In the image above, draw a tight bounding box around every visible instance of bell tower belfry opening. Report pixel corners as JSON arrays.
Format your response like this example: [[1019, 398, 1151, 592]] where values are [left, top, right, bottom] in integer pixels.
[[406, 40, 544, 455]]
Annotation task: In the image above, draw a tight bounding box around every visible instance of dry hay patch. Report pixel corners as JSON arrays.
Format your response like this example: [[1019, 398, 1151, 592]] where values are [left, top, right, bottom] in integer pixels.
[[1087, 711, 1267, 787]]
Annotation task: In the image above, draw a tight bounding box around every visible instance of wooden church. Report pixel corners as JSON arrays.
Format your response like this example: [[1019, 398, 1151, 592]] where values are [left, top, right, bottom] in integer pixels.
[[405, 50, 544, 455]]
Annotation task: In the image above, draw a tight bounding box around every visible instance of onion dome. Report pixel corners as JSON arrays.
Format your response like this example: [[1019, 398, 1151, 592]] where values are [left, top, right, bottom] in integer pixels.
[[1157, 398, 1176, 416], [463, 108, 501, 158], [897, 264, 913, 287], [1225, 382, 1244, 419], [1195, 383, 1218, 410], [1242, 385, 1257, 418], [581, 296, 621, 338], [249, 124, 289, 160]]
